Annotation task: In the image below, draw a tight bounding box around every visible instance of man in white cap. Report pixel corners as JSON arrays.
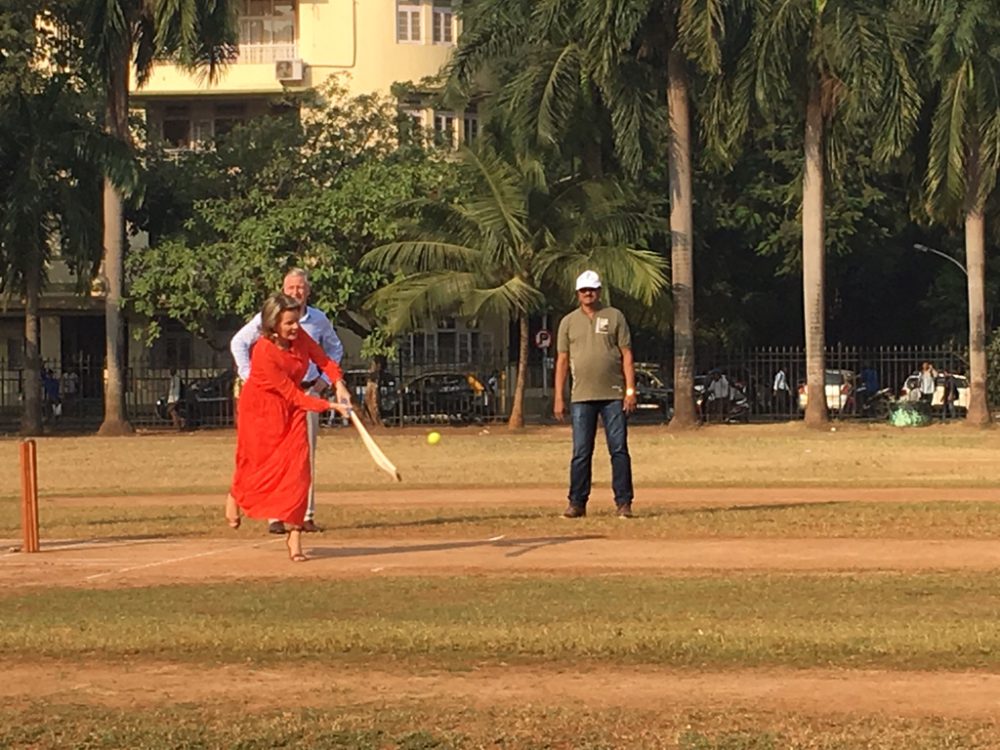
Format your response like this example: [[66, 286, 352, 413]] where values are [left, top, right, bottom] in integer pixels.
[[553, 270, 637, 518]]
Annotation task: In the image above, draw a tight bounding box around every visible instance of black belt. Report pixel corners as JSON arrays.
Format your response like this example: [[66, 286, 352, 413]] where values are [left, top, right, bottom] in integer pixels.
[[300, 378, 318, 390]]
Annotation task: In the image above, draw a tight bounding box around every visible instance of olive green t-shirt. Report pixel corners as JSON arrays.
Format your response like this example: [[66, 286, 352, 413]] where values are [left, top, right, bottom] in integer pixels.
[[556, 305, 632, 402]]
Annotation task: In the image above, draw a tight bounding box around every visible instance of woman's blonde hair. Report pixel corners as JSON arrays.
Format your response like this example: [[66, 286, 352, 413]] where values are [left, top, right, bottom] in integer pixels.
[[259, 293, 302, 339]]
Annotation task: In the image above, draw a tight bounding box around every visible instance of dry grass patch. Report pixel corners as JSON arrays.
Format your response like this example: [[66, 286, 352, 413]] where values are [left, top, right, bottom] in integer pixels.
[[2, 423, 1000, 500], [1, 700, 998, 749], [5, 498, 1000, 541]]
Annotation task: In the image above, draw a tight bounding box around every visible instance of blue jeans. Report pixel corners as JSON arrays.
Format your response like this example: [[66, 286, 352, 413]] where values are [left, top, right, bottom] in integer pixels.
[[569, 400, 634, 508]]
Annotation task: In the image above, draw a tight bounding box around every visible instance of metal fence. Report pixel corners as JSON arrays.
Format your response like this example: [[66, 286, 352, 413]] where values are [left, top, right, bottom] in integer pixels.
[[0, 354, 510, 433], [0, 344, 974, 432], [633, 343, 971, 421]]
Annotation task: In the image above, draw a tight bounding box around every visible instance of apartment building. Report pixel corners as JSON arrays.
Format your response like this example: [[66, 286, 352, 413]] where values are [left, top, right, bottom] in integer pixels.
[[133, 0, 477, 151]]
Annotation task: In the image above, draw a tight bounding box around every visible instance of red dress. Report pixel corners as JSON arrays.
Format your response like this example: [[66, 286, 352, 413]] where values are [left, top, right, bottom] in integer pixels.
[[230, 331, 343, 526]]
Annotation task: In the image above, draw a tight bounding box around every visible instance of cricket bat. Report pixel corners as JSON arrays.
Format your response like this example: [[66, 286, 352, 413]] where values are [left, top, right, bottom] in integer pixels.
[[349, 410, 402, 482]]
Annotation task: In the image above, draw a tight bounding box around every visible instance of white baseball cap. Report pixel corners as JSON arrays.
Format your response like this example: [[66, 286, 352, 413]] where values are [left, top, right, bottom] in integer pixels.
[[575, 270, 602, 290]]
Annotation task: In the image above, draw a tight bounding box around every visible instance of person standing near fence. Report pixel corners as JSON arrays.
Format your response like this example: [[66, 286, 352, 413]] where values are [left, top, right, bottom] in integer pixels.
[[166, 368, 185, 431], [705, 369, 731, 422], [553, 270, 636, 519], [772, 366, 791, 415], [919, 361, 937, 405], [230, 268, 346, 534]]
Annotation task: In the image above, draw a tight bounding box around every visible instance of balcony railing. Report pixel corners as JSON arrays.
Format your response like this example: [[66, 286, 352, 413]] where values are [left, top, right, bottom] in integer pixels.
[[237, 42, 298, 64]]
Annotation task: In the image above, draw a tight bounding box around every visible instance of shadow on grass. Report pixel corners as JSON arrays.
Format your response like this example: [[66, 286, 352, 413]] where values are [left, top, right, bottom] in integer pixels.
[[307, 534, 605, 560], [339, 510, 548, 531], [639, 501, 843, 519]]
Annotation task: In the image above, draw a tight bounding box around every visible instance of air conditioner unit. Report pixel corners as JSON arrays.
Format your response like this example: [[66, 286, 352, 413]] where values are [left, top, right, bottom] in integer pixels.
[[275, 59, 304, 82]]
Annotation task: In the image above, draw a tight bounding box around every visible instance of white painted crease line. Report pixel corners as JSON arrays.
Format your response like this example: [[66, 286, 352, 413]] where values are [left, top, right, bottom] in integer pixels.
[[42, 538, 172, 553], [83, 539, 282, 582]]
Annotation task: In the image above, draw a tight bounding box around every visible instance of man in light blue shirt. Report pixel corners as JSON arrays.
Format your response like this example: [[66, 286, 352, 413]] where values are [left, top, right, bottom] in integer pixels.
[[230, 267, 347, 534]]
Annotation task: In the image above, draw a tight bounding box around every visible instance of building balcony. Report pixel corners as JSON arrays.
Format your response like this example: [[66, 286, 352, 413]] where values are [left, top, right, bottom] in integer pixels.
[[237, 42, 298, 65]]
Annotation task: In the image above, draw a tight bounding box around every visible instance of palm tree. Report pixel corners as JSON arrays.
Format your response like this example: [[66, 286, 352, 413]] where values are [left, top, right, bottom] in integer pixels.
[[362, 148, 667, 429], [0, 6, 136, 436], [447, 0, 732, 429], [921, 0, 1000, 426], [81, 0, 237, 435], [732, 0, 920, 427], [0, 77, 135, 435]]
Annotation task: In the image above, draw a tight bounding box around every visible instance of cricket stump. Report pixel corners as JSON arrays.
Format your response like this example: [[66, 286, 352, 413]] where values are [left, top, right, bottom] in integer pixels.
[[20, 439, 39, 553]]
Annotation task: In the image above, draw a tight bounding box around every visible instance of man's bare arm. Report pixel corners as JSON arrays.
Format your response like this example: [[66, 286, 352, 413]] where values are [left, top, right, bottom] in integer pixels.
[[553, 352, 570, 420], [621, 347, 637, 414]]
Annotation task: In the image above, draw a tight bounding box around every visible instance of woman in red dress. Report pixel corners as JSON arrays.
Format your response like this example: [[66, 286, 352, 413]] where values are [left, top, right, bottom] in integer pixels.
[[225, 293, 351, 561]]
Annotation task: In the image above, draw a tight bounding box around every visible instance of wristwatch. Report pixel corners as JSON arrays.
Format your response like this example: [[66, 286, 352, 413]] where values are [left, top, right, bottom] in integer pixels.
[[625, 387, 635, 397]]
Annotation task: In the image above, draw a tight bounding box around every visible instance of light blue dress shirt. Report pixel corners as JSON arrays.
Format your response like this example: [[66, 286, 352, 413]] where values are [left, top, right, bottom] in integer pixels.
[[230, 305, 344, 383]]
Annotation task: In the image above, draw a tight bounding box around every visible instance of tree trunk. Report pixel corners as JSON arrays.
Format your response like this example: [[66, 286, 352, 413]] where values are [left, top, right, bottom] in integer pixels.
[[364, 356, 385, 427], [802, 81, 828, 428], [21, 241, 43, 436], [507, 314, 529, 430], [964, 147, 990, 426], [98, 54, 133, 436], [666, 48, 697, 430]]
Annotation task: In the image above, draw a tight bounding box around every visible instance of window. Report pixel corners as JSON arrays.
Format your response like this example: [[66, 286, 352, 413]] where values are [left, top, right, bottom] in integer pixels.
[[6, 338, 23, 368], [214, 104, 247, 139], [434, 111, 456, 147], [238, 0, 295, 62], [162, 105, 192, 149], [432, 0, 453, 44], [158, 104, 249, 150], [401, 321, 492, 365], [402, 108, 423, 129], [397, 2, 421, 43], [462, 111, 479, 144]]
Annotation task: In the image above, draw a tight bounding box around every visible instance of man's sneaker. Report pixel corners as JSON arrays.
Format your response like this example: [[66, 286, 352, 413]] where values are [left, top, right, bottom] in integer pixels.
[[616, 504, 634, 519], [562, 504, 587, 519], [302, 520, 323, 533], [268, 521, 286, 535]]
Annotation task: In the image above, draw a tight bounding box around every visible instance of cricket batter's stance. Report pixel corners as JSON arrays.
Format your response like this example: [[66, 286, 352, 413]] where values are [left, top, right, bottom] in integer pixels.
[[231, 268, 345, 534], [553, 270, 637, 519]]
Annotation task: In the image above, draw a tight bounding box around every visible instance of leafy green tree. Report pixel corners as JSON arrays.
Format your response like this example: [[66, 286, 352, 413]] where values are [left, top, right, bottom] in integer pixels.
[[80, 0, 237, 435], [362, 147, 667, 429], [128, 81, 454, 420], [726, 0, 920, 426], [919, 0, 1000, 425]]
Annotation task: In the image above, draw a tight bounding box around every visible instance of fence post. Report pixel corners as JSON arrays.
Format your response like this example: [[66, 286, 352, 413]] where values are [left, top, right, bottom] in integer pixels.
[[19, 439, 40, 553]]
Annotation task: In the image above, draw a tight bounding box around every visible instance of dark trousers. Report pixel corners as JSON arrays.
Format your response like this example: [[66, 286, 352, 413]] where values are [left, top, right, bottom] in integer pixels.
[[569, 400, 634, 507]]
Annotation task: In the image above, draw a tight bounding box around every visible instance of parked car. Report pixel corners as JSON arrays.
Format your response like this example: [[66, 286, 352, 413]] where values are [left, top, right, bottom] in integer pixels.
[[337, 368, 399, 423], [399, 371, 497, 425], [155, 370, 235, 427], [797, 369, 856, 412], [632, 367, 673, 422], [900, 372, 969, 412]]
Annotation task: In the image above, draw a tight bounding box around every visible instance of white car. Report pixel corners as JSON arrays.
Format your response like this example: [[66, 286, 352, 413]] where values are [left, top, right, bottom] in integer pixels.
[[797, 369, 855, 412], [900, 373, 969, 411]]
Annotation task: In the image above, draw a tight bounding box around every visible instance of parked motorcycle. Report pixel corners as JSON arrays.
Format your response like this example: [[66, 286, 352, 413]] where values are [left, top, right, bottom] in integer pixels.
[[696, 378, 751, 424], [854, 384, 893, 419]]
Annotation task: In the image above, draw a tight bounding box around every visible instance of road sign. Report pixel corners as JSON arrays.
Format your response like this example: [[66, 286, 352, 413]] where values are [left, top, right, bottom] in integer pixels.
[[534, 329, 552, 349]]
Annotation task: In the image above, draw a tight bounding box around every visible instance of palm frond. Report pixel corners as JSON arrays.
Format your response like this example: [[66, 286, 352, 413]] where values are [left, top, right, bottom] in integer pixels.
[[459, 275, 547, 319], [367, 271, 478, 333], [361, 241, 481, 274]]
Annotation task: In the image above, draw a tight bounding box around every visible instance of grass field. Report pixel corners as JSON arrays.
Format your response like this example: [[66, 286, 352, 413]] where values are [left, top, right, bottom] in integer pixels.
[[3, 422, 1000, 500], [3, 424, 1000, 748]]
